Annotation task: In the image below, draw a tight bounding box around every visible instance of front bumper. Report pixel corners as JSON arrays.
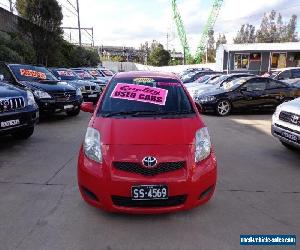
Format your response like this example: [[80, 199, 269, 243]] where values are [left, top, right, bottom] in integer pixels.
[[0, 106, 39, 135], [36, 97, 83, 113], [78, 148, 217, 214], [82, 92, 101, 103], [272, 124, 300, 149], [195, 101, 217, 113]]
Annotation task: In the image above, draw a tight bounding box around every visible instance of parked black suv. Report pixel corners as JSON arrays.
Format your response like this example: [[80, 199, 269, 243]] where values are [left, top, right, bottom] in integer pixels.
[[49, 68, 101, 103], [0, 80, 38, 139], [0, 63, 83, 116]]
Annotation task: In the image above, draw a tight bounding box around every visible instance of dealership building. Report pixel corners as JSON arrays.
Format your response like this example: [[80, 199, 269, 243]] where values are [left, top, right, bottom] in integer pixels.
[[216, 42, 300, 75]]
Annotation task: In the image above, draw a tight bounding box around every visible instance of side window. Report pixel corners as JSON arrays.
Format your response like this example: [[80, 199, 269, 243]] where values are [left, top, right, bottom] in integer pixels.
[[292, 69, 300, 79], [277, 70, 291, 80], [244, 79, 267, 91], [0, 65, 14, 82], [267, 80, 287, 89]]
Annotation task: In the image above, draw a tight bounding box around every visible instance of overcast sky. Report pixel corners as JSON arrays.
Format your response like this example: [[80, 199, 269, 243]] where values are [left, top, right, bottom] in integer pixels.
[[2, 0, 299, 53]]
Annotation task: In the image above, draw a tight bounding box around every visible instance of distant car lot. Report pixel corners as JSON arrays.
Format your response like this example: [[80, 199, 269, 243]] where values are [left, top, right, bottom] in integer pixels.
[[0, 112, 299, 249]]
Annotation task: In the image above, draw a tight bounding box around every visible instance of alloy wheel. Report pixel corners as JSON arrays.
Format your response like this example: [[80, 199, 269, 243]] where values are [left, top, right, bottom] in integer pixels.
[[217, 100, 231, 116]]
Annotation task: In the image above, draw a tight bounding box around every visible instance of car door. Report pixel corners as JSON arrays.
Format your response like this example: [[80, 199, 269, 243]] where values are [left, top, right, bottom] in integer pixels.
[[266, 79, 290, 107], [234, 78, 268, 108]]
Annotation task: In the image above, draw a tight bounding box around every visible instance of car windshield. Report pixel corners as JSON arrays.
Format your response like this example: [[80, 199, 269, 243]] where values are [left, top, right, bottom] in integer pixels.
[[195, 75, 211, 83], [221, 78, 248, 90], [101, 69, 114, 76], [270, 71, 280, 79], [207, 75, 225, 85], [98, 76, 195, 117], [8, 64, 57, 82], [51, 69, 80, 81], [73, 70, 94, 80], [88, 69, 104, 77]]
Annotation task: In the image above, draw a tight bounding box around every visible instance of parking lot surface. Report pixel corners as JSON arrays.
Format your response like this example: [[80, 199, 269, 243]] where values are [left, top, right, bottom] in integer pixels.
[[0, 112, 299, 250]]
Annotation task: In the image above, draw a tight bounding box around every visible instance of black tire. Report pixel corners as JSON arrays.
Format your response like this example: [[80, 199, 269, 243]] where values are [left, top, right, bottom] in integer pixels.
[[11, 127, 34, 140], [280, 141, 296, 150], [66, 107, 80, 117], [216, 100, 231, 116]]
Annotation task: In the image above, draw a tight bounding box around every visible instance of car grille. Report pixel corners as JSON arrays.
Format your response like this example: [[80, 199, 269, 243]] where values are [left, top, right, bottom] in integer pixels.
[[0, 97, 25, 113], [51, 91, 77, 102], [113, 161, 185, 176], [279, 111, 300, 126], [111, 195, 187, 208], [84, 86, 96, 91]]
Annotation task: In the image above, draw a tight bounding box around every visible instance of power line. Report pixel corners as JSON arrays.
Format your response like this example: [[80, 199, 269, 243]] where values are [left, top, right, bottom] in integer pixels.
[[65, 0, 77, 12]]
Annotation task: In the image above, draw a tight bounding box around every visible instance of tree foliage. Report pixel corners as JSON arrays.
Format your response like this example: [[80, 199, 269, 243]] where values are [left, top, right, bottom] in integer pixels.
[[148, 43, 170, 66], [233, 24, 256, 44], [216, 33, 227, 49], [256, 10, 298, 43]]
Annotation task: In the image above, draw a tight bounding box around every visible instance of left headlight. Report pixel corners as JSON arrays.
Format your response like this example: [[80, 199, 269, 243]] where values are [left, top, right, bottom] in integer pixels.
[[83, 127, 102, 163], [195, 127, 212, 163], [198, 96, 216, 103], [27, 90, 36, 106], [76, 88, 82, 97]]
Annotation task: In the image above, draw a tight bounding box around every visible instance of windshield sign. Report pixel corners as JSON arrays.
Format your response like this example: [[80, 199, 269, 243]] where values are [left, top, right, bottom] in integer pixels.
[[100, 77, 194, 116], [111, 83, 168, 106], [52, 70, 79, 80], [9, 65, 57, 81], [102, 69, 114, 76], [74, 70, 94, 80]]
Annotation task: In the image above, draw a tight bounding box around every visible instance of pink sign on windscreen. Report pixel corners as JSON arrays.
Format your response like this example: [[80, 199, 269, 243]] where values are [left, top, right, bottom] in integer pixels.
[[111, 83, 168, 106]]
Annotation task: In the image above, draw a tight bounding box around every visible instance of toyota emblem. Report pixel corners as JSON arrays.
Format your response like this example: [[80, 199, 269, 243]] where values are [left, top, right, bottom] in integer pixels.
[[291, 115, 299, 124], [64, 93, 71, 100], [142, 156, 157, 168]]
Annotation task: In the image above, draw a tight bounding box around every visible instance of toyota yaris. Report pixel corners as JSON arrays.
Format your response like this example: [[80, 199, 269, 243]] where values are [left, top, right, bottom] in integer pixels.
[[78, 71, 217, 214]]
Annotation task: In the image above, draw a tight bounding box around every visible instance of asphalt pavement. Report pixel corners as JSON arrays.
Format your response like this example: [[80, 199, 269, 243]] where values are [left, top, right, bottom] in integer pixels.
[[0, 111, 299, 250]]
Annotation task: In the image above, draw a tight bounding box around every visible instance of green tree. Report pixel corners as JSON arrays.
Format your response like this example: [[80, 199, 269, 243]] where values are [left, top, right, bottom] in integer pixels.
[[216, 33, 227, 49], [234, 24, 256, 44], [148, 43, 170, 66], [255, 11, 298, 43], [16, 0, 63, 66]]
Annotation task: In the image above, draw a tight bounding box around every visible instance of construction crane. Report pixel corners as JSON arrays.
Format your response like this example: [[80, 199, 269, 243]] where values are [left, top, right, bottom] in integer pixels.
[[195, 0, 223, 63], [171, 0, 191, 63]]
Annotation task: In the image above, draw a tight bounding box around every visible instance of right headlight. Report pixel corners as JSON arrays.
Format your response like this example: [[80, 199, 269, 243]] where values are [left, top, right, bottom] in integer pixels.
[[34, 90, 51, 99], [83, 127, 102, 163], [195, 127, 212, 163]]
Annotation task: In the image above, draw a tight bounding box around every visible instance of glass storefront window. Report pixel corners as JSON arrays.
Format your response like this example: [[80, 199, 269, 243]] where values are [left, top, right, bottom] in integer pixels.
[[234, 54, 250, 69]]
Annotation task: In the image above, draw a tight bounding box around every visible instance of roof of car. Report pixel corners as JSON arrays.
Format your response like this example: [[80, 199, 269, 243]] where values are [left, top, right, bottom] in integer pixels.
[[272, 67, 300, 72], [114, 71, 179, 80]]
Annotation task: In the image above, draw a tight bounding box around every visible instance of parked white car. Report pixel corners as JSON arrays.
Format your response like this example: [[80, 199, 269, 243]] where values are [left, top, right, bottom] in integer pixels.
[[270, 67, 300, 86], [272, 97, 300, 150]]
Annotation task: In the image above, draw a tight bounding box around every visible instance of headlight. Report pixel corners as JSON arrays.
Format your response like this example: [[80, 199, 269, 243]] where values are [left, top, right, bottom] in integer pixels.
[[76, 88, 82, 96], [83, 127, 102, 163], [198, 96, 216, 103], [27, 90, 36, 106], [195, 127, 212, 163], [34, 90, 51, 99], [273, 107, 281, 118]]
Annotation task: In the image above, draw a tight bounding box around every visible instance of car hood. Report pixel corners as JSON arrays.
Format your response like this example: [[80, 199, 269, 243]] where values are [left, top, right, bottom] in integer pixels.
[[66, 80, 97, 88], [20, 80, 76, 92], [92, 116, 203, 145], [197, 86, 225, 96], [279, 97, 300, 115], [0, 82, 26, 98]]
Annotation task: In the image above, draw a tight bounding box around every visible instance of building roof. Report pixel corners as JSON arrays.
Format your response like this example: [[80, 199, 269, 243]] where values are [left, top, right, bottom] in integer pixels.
[[221, 42, 300, 52]]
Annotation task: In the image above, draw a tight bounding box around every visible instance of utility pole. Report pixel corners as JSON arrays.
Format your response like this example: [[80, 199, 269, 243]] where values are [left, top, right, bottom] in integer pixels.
[[76, 0, 82, 47], [166, 33, 169, 51]]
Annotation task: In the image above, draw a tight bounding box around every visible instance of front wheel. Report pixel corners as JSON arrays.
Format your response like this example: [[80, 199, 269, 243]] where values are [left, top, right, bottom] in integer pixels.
[[216, 100, 231, 116], [11, 127, 34, 140], [66, 107, 80, 117]]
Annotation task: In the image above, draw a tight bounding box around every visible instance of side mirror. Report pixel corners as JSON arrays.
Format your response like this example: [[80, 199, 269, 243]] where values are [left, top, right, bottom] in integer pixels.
[[81, 102, 94, 113], [0, 74, 4, 81], [195, 102, 202, 114]]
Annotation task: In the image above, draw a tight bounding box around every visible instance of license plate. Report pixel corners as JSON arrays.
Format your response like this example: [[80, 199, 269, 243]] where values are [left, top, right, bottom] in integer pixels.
[[132, 185, 168, 200], [282, 131, 298, 142], [88, 94, 97, 98], [64, 105, 74, 110], [1, 119, 20, 128]]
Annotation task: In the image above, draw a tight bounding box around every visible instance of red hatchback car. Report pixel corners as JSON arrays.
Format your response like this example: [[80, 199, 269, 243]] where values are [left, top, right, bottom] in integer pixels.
[[78, 71, 217, 214]]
